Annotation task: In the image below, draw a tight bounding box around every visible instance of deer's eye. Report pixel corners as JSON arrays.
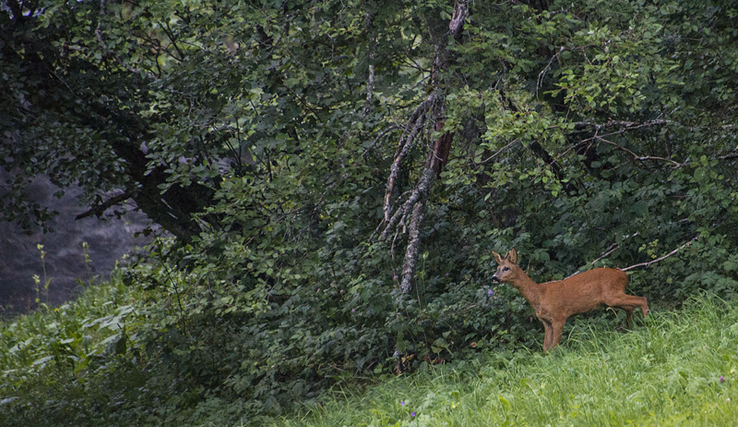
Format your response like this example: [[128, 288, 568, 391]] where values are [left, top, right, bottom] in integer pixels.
[[502, 267, 510, 272]]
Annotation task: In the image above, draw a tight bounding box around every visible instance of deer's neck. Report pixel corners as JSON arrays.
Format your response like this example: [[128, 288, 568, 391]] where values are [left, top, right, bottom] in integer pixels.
[[511, 270, 543, 309]]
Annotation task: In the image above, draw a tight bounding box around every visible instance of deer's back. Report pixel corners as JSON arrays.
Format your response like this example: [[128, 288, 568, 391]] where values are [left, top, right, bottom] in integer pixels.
[[542, 268, 628, 315], [565, 267, 628, 290]]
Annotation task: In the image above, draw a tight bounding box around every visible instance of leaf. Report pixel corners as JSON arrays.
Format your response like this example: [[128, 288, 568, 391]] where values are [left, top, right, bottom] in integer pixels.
[[32, 356, 54, 367]]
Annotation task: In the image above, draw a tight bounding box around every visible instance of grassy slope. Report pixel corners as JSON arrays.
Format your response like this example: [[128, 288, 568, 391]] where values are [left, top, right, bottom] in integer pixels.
[[2, 276, 737, 426], [271, 296, 738, 427]]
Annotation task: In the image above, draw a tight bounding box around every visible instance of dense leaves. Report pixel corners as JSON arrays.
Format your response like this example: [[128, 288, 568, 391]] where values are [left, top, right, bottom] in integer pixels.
[[1, 0, 738, 422]]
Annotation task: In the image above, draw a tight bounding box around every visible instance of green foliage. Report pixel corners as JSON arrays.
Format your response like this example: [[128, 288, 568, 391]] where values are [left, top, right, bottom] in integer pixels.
[[2, 0, 738, 423]]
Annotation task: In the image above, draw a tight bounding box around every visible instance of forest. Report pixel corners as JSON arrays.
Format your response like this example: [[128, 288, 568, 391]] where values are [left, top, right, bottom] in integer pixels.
[[1, 0, 738, 425]]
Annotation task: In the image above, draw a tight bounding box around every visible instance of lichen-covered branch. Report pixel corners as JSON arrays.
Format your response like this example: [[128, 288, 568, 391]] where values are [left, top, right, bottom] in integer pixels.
[[382, 92, 441, 225], [449, 0, 468, 42], [75, 192, 132, 220], [399, 165, 435, 293], [361, 65, 375, 119], [383, 115, 425, 221], [400, 198, 426, 293]]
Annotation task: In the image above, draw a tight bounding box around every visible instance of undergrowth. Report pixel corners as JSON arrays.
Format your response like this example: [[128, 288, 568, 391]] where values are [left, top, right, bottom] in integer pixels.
[[0, 275, 150, 426]]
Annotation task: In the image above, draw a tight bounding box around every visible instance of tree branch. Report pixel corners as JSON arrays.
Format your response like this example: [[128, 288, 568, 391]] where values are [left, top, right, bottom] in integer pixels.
[[569, 119, 671, 133], [596, 136, 682, 167], [384, 114, 426, 223], [589, 243, 620, 267], [75, 192, 132, 220], [448, 0, 468, 42], [383, 92, 439, 223], [362, 124, 402, 157], [387, 1, 468, 296], [621, 236, 699, 272], [480, 138, 520, 163], [400, 196, 427, 294], [381, 169, 428, 241], [537, 47, 564, 99]]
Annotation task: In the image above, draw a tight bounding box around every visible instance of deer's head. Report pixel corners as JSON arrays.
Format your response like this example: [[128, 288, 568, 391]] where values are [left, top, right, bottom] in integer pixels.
[[491, 248, 520, 283]]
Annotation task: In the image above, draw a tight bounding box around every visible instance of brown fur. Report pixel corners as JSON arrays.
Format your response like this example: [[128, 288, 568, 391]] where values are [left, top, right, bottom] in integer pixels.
[[491, 248, 649, 351]]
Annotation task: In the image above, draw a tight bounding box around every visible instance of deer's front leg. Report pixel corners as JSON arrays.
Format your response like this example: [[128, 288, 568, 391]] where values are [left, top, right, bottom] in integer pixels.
[[541, 319, 554, 351]]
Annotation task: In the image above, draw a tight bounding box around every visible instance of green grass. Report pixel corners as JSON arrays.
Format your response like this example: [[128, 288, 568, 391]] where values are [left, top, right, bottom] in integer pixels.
[[269, 295, 738, 427]]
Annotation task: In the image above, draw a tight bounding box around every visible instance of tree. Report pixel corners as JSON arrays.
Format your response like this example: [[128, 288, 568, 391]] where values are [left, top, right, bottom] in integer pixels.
[[1, 0, 217, 240]]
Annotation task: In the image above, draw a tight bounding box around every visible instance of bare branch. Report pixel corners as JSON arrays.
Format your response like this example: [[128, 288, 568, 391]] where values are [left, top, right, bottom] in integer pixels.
[[565, 244, 619, 279], [566, 231, 642, 278], [399, 165, 435, 293], [621, 236, 699, 272], [380, 201, 405, 241], [381, 165, 430, 240], [551, 140, 589, 165], [390, 217, 404, 264], [537, 47, 564, 99], [382, 91, 440, 224], [394, 92, 438, 154], [569, 119, 671, 133], [717, 151, 738, 161], [362, 124, 402, 157], [596, 136, 682, 167], [564, 232, 694, 278], [480, 138, 520, 163], [590, 243, 619, 266], [75, 192, 132, 220], [551, 119, 693, 169], [400, 198, 426, 293], [386, 0, 470, 297]]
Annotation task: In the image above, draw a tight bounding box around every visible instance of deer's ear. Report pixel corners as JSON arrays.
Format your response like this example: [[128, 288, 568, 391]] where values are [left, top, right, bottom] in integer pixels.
[[507, 248, 518, 264], [492, 251, 503, 265]]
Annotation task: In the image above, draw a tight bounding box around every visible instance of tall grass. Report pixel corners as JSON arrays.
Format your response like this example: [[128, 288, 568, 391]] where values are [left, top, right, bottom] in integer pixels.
[[271, 295, 738, 427], [0, 275, 146, 426]]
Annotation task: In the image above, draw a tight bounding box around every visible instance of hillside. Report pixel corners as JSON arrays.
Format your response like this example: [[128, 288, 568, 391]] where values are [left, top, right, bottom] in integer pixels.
[[269, 295, 738, 426], [2, 275, 736, 426]]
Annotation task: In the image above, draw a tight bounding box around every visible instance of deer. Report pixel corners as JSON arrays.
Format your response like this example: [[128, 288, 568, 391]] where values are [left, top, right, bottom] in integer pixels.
[[491, 248, 649, 351]]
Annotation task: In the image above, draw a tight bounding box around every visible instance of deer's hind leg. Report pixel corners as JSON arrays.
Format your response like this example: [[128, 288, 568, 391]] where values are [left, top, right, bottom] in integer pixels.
[[550, 320, 566, 350], [606, 294, 649, 328]]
